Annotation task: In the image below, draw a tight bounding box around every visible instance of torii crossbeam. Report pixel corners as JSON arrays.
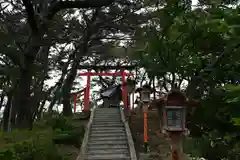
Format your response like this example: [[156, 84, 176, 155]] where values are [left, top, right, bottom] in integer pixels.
[[79, 71, 134, 112]]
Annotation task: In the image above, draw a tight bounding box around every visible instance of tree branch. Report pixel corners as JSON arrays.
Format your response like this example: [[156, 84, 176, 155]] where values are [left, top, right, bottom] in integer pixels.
[[140, 71, 147, 87], [22, 0, 38, 35], [47, 0, 115, 19]]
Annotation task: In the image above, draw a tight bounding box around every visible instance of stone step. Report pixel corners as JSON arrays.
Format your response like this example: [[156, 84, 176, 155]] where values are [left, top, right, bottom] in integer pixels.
[[93, 120, 121, 122], [91, 124, 124, 127], [95, 113, 120, 116], [92, 121, 123, 123], [89, 129, 125, 134], [94, 116, 121, 119], [87, 144, 128, 150], [95, 113, 120, 115], [88, 140, 128, 145], [93, 119, 122, 122], [95, 115, 120, 117], [96, 111, 119, 112], [93, 119, 121, 121], [94, 116, 121, 118], [95, 111, 119, 113], [95, 112, 119, 114], [91, 122, 123, 125], [87, 148, 129, 155], [92, 121, 122, 124], [95, 114, 120, 116], [96, 108, 119, 110], [93, 117, 121, 119], [95, 109, 119, 111], [91, 127, 125, 131], [85, 153, 130, 160], [89, 136, 127, 141], [90, 132, 126, 138], [94, 114, 120, 117]]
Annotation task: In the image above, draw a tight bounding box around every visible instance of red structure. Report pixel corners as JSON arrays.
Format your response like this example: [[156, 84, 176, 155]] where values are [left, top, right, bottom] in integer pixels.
[[72, 88, 85, 113], [79, 71, 134, 112]]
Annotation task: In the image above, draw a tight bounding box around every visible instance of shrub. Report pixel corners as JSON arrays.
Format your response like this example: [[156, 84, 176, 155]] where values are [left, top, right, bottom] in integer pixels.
[[0, 115, 86, 160], [53, 126, 85, 148], [0, 131, 65, 160]]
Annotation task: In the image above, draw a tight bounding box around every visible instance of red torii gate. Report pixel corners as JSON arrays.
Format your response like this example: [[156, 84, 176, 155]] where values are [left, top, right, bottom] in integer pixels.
[[79, 71, 134, 112], [71, 88, 85, 113]]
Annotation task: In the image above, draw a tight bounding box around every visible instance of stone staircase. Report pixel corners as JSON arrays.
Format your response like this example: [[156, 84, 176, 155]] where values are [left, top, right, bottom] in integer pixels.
[[78, 107, 137, 160]]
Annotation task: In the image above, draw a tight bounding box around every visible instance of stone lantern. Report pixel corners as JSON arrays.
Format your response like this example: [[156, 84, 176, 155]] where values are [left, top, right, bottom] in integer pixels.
[[139, 84, 153, 103], [135, 84, 154, 153]]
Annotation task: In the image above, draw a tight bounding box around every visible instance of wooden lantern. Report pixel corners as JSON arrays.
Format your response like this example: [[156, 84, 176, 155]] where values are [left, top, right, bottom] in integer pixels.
[[162, 90, 187, 132], [136, 84, 153, 103]]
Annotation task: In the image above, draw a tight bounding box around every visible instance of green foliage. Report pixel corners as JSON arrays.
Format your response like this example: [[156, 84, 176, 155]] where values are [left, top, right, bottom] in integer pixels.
[[0, 130, 65, 160], [51, 116, 85, 148], [133, 3, 240, 158], [0, 115, 85, 160], [53, 128, 84, 148], [134, 4, 240, 91], [185, 84, 240, 159]]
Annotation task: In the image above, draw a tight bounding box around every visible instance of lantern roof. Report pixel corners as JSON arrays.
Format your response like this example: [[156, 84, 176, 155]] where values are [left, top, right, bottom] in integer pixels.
[[155, 90, 200, 107], [165, 90, 186, 106], [166, 89, 186, 99]]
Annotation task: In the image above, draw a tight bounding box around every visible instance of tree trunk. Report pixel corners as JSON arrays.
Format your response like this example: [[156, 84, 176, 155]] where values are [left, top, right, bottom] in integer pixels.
[[62, 60, 80, 116], [61, 10, 96, 116], [153, 76, 156, 99], [0, 93, 5, 111], [12, 43, 48, 129], [2, 91, 13, 131], [48, 88, 61, 112], [37, 98, 47, 120], [29, 89, 43, 129], [13, 57, 34, 129], [47, 59, 71, 113], [31, 46, 50, 121]]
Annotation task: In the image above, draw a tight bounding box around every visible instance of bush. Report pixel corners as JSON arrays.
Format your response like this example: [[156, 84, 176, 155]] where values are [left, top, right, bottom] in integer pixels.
[[0, 131, 65, 160], [0, 115, 86, 160], [52, 116, 75, 131], [53, 126, 85, 148], [52, 116, 85, 148]]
